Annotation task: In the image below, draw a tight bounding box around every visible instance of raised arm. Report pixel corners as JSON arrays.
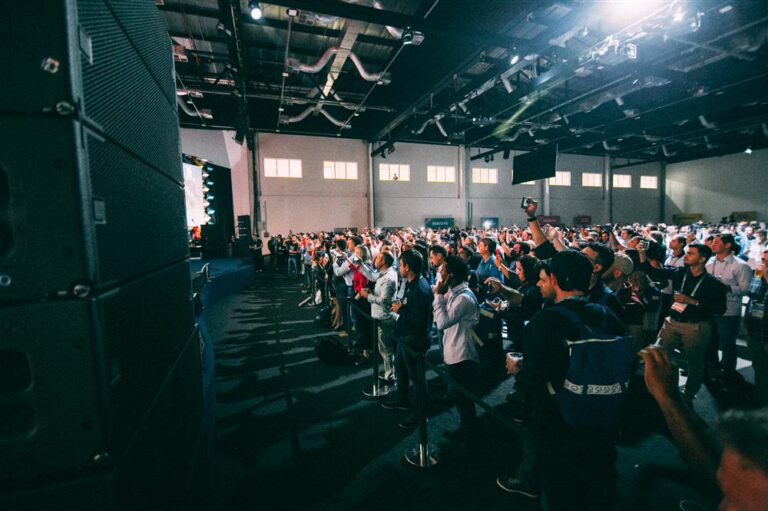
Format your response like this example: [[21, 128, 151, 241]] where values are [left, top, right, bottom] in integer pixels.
[[640, 347, 721, 483]]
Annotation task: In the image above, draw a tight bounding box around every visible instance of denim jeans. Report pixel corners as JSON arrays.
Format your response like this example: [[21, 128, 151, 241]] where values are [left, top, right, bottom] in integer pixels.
[[287, 256, 298, 278]]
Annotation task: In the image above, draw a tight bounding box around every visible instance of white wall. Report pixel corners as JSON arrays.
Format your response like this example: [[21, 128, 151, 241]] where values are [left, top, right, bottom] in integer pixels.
[[666, 148, 768, 223], [181, 129, 766, 234], [612, 161, 663, 224], [256, 133, 370, 235], [372, 142, 463, 228], [547, 154, 608, 225], [180, 128, 250, 231]]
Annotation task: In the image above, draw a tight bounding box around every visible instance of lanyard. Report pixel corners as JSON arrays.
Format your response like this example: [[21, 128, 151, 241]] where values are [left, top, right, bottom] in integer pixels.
[[680, 273, 704, 298]]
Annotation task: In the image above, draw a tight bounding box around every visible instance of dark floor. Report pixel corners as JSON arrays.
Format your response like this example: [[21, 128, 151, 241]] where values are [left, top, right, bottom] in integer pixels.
[[205, 268, 757, 511]]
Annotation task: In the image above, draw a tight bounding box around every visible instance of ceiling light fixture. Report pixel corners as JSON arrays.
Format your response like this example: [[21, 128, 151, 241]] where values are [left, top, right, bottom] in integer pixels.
[[672, 9, 685, 22], [745, 147, 753, 154], [401, 27, 414, 45], [248, 1, 262, 20]]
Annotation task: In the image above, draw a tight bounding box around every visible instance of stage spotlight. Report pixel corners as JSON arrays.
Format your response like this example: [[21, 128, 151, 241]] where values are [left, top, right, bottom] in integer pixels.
[[503, 149, 510, 160], [745, 147, 753, 154], [484, 155, 490, 163], [249, 1, 262, 20]]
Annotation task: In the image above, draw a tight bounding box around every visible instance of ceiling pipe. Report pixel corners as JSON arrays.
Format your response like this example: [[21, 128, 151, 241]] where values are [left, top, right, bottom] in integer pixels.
[[177, 96, 201, 118], [698, 115, 717, 129], [288, 46, 391, 84], [661, 145, 677, 157], [348, 52, 391, 83], [602, 140, 620, 151], [288, 47, 339, 74], [332, 91, 366, 111], [319, 108, 352, 128], [435, 119, 448, 137], [281, 104, 320, 124]]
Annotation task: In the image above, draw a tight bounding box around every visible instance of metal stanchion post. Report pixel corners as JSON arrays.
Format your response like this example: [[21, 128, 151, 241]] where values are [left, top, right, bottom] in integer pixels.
[[404, 352, 439, 468], [345, 299, 354, 351], [362, 318, 391, 399]]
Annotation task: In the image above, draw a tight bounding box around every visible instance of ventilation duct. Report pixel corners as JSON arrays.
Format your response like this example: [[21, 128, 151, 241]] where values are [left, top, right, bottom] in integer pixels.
[[435, 119, 448, 137], [661, 145, 677, 157], [177, 96, 201, 118], [288, 47, 391, 83], [280, 103, 351, 129], [698, 115, 717, 129]]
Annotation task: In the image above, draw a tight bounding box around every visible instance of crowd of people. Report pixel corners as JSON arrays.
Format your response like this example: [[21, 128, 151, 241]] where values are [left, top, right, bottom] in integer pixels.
[[252, 207, 768, 511]]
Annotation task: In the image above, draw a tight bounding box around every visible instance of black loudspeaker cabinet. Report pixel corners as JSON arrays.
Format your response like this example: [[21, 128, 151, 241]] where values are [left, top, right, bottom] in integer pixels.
[[0, 0, 203, 507], [237, 214, 252, 239], [0, 261, 195, 482], [0, 0, 187, 304], [0, 327, 207, 510]]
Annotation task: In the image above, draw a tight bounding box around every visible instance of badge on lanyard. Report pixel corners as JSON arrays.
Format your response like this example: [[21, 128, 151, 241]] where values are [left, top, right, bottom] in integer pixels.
[[671, 302, 687, 314]]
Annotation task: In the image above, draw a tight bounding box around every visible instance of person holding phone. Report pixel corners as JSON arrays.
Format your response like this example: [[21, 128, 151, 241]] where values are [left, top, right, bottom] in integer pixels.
[[432, 256, 480, 447]]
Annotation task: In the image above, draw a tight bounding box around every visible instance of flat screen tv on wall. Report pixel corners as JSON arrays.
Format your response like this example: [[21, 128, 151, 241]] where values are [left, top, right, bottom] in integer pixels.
[[512, 144, 558, 184]]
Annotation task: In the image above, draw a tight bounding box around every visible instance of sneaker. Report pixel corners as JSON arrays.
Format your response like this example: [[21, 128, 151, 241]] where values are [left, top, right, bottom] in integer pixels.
[[496, 477, 539, 498], [381, 397, 409, 411], [398, 413, 419, 429]]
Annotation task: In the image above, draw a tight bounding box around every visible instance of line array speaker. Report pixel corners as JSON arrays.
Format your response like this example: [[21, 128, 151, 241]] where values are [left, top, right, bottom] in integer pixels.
[[0, 0, 204, 507]]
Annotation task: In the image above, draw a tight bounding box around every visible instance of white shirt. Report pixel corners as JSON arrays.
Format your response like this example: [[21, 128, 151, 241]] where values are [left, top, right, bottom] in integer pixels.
[[364, 266, 398, 319], [706, 254, 753, 316], [662, 252, 686, 294], [433, 282, 480, 365]]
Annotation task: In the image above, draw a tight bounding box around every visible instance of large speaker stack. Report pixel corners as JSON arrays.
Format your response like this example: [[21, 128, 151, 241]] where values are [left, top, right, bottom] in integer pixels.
[[0, 1, 205, 508], [199, 162, 234, 258]]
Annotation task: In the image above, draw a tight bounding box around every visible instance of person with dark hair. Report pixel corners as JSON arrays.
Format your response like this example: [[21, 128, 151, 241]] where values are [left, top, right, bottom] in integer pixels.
[[358, 250, 399, 382], [428, 244, 448, 286], [706, 232, 753, 382], [582, 242, 624, 315], [476, 237, 504, 299], [432, 256, 480, 446], [639, 242, 728, 406], [641, 346, 768, 511], [332, 238, 355, 337], [381, 250, 433, 429], [502, 250, 625, 508], [485, 255, 543, 351]]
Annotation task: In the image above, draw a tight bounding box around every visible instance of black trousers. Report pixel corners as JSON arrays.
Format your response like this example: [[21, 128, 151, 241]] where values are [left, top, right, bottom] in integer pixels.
[[446, 359, 479, 433]]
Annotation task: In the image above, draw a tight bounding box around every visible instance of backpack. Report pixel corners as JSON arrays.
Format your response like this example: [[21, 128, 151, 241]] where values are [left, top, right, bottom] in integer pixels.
[[546, 305, 634, 430]]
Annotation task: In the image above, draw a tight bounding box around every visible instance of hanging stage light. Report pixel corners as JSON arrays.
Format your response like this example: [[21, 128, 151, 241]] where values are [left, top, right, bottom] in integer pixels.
[[248, 1, 262, 20]]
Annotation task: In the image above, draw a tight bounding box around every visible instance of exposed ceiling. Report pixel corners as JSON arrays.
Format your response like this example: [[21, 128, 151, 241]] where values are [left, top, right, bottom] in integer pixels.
[[159, 0, 768, 163]]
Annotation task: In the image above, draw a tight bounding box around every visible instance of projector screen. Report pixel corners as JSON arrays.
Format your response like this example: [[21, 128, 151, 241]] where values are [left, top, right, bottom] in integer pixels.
[[183, 162, 206, 229], [512, 144, 558, 184]]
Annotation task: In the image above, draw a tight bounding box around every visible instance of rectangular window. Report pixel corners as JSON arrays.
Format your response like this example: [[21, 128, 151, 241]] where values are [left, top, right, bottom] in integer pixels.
[[640, 175, 658, 189], [323, 161, 358, 180], [581, 172, 602, 187], [264, 158, 302, 178], [548, 171, 571, 186], [512, 171, 536, 185], [613, 174, 632, 188], [472, 167, 498, 184], [379, 163, 410, 181], [427, 165, 456, 183]]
